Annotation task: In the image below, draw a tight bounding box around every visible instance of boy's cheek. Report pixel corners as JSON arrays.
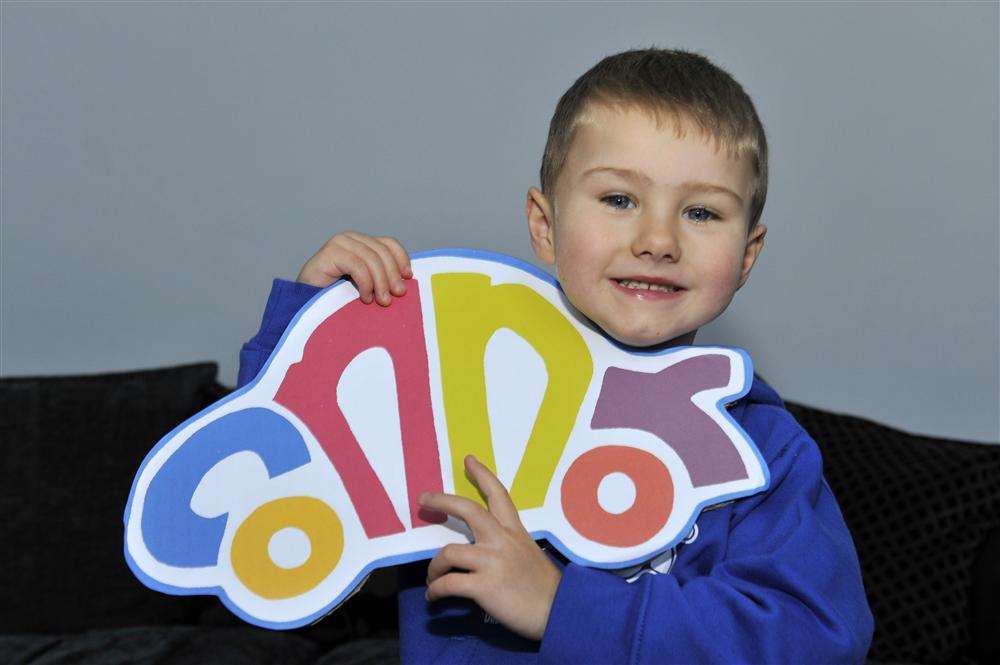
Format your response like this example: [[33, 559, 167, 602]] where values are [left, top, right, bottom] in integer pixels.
[[550, 244, 590, 293], [552, 226, 611, 278], [700, 256, 748, 310]]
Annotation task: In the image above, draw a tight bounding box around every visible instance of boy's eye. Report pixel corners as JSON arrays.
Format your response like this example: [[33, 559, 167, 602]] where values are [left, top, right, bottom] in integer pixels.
[[601, 194, 636, 210], [685, 206, 718, 223], [600, 196, 721, 223]]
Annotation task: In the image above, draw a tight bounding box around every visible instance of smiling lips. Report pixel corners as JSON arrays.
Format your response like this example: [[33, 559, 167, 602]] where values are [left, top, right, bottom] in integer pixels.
[[611, 276, 686, 300]]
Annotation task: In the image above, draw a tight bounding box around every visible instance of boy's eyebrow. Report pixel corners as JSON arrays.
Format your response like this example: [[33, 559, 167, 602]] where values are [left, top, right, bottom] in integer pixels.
[[581, 166, 745, 207]]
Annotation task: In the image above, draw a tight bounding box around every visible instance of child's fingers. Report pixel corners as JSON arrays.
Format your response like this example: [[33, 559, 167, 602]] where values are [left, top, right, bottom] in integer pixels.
[[335, 235, 393, 305], [426, 542, 479, 585], [376, 236, 413, 279], [297, 265, 336, 288], [419, 491, 494, 541], [464, 455, 523, 532], [297, 246, 341, 287], [346, 232, 406, 297], [331, 252, 376, 304], [425, 571, 477, 603]]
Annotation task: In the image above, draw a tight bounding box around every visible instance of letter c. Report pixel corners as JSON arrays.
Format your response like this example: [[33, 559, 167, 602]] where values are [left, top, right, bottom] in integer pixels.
[[141, 408, 311, 567]]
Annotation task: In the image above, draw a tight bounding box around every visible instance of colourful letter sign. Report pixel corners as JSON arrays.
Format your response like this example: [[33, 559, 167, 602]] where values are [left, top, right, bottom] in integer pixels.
[[124, 249, 769, 630]]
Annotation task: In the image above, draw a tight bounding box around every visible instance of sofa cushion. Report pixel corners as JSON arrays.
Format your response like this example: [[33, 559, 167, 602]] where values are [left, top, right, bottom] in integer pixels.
[[970, 526, 1000, 663], [0, 626, 323, 664], [0, 363, 226, 633], [786, 402, 1000, 665]]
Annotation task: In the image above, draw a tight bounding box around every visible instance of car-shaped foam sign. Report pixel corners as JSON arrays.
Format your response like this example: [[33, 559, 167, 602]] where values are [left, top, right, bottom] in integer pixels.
[[124, 248, 770, 630]]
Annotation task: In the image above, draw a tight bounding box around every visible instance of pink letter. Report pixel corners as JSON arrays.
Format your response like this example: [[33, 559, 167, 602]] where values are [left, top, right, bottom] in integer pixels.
[[275, 282, 444, 537]]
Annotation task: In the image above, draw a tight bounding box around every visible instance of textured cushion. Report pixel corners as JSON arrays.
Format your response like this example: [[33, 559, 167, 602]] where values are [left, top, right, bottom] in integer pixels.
[[0, 626, 323, 664], [970, 526, 1000, 663], [786, 402, 1000, 665], [0, 363, 226, 633]]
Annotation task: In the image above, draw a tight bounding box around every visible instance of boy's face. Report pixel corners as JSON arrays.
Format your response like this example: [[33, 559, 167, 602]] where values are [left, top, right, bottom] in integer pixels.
[[526, 103, 767, 348]]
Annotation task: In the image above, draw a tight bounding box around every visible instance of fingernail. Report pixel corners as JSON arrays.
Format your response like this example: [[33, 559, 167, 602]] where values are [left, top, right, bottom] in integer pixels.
[[424, 590, 430, 601], [418, 492, 429, 504], [394, 280, 405, 293], [404, 266, 413, 278], [362, 293, 372, 304], [380, 291, 390, 304]]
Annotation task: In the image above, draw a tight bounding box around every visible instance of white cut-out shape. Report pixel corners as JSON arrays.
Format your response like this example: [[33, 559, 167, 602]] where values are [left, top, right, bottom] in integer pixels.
[[190, 451, 273, 518], [597, 471, 637, 515], [684, 523, 699, 544], [337, 347, 409, 529], [268, 527, 312, 569], [623, 548, 677, 583], [484, 328, 547, 491]]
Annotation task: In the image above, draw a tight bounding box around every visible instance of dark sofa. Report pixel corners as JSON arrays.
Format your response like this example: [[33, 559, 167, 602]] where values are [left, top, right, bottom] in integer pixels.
[[1, 362, 997, 664]]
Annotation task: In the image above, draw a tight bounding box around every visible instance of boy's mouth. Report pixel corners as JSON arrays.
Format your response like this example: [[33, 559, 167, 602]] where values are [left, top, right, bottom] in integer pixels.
[[613, 277, 685, 294]]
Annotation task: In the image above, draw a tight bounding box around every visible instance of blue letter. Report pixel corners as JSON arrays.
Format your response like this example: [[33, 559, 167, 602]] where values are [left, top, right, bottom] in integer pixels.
[[141, 407, 311, 567]]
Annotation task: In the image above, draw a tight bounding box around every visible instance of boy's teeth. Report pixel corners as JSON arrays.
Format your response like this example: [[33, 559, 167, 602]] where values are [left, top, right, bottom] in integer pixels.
[[616, 279, 678, 293]]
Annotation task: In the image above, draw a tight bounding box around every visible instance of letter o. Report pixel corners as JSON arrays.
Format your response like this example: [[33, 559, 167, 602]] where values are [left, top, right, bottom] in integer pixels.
[[231, 496, 344, 600], [560, 445, 673, 547]]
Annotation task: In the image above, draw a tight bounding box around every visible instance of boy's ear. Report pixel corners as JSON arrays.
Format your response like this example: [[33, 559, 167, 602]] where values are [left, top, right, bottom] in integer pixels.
[[526, 187, 556, 265], [736, 222, 767, 290]]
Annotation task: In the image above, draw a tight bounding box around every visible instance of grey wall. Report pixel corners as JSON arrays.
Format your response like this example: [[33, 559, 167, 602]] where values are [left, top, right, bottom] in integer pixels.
[[3, 1, 997, 443]]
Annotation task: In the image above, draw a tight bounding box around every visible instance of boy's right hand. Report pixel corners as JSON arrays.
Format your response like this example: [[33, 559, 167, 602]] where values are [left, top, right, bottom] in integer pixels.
[[296, 231, 413, 306]]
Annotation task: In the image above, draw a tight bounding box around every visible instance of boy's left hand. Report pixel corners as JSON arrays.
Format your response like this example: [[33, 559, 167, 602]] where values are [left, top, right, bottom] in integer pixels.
[[420, 454, 563, 642]]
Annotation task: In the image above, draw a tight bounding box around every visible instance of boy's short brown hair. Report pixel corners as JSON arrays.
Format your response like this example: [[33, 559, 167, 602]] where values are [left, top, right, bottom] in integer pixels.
[[539, 47, 769, 230]]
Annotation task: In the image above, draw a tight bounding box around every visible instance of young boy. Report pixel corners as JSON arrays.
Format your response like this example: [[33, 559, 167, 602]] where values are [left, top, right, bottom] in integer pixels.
[[237, 48, 874, 662]]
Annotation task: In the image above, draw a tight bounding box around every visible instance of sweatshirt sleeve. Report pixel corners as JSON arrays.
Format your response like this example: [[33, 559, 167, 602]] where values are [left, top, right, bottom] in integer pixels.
[[538, 422, 874, 664], [236, 278, 322, 389]]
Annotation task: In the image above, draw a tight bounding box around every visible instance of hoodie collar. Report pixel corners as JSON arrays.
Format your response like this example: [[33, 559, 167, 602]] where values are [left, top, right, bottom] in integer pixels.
[[727, 373, 784, 420]]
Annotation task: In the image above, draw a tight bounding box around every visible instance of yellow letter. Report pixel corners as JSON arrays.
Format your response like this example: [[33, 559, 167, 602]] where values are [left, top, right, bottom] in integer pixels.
[[433, 273, 592, 508], [231, 497, 344, 600]]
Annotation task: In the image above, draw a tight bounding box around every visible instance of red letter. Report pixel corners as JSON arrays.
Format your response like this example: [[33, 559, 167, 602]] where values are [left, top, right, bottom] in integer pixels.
[[275, 283, 444, 537]]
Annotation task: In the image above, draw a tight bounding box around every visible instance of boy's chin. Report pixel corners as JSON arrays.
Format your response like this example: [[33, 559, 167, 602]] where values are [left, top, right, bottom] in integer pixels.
[[569, 306, 698, 350], [608, 328, 698, 351]]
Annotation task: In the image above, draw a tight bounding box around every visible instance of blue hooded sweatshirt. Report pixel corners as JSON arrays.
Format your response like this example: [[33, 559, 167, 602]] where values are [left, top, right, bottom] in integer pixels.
[[237, 278, 874, 664]]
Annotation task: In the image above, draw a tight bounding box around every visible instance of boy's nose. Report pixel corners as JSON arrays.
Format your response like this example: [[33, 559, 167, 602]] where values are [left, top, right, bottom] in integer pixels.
[[631, 218, 681, 262]]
